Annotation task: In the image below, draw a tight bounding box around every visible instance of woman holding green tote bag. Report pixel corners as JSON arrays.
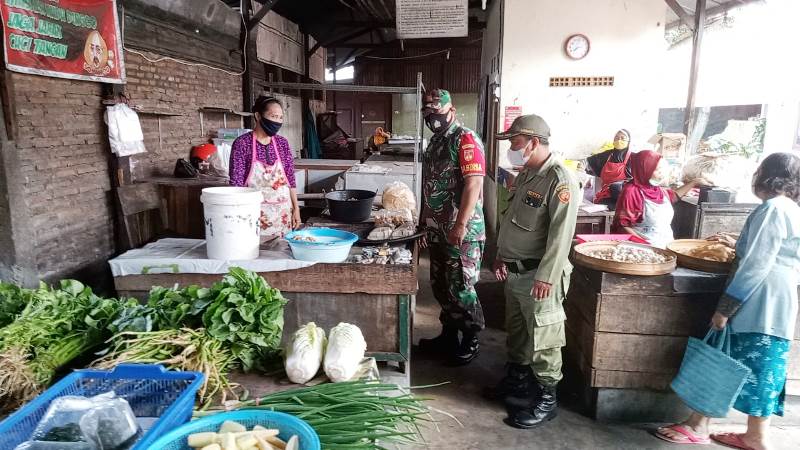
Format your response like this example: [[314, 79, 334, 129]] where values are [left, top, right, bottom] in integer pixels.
[[655, 152, 800, 450]]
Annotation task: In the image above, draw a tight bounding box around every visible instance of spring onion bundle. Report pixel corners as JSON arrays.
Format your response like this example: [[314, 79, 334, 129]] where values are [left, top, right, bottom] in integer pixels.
[[198, 380, 433, 449]]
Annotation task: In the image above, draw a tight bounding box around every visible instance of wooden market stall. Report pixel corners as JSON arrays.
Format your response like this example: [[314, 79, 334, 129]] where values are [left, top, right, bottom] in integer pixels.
[[111, 218, 419, 381], [564, 265, 800, 422]]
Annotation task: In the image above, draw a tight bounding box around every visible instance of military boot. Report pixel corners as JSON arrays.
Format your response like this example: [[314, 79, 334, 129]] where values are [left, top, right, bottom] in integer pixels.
[[446, 330, 479, 366], [418, 324, 459, 355], [504, 384, 558, 429], [482, 363, 534, 402]]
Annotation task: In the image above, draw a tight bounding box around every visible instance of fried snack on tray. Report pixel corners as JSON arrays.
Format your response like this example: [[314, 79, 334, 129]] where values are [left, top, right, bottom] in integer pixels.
[[688, 242, 735, 263]]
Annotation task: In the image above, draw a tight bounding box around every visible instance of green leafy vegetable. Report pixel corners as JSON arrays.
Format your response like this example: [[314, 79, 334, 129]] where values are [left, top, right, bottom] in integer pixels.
[[0, 282, 31, 328], [0, 280, 131, 410], [202, 267, 287, 372]]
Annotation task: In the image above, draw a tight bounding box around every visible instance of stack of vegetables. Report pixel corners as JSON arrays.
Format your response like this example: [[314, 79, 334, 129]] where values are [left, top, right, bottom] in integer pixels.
[[0, 280, 132, 410], [94, 267, 288, 406], [200, 379, 433, 450], [0, 268, 288, 411]]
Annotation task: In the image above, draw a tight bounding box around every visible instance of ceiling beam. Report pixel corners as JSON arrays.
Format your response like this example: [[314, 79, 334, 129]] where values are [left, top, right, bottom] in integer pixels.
[[666, 0, 761, 30], [310, 27, 376, 54], [664, 0, 695, 31]]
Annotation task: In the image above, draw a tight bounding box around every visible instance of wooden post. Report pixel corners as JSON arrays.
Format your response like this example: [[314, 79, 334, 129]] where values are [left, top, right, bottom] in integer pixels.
[[683, 0, 706, 154], [301, 31, 312, 157]]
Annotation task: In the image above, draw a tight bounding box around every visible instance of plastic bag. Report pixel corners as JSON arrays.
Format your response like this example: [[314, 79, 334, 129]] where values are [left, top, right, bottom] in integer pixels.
[[381, 181, 416, 213], [104, 104, 146, 157], [682, 153, 752, 189], [29, 392, 139, 450], [207, 140, 232, 178]]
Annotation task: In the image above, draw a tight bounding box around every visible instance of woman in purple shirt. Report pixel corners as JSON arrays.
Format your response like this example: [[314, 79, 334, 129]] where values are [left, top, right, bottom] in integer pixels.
[[229, 96, 300, 238]]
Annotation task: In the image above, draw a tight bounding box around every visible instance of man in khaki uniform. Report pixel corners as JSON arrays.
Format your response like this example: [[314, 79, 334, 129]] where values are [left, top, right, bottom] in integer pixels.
[[486, 114, 579, 429]]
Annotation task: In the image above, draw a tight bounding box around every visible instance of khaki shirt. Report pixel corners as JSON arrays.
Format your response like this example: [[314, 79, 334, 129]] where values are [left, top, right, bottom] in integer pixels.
[[497, 155, 580, 285]]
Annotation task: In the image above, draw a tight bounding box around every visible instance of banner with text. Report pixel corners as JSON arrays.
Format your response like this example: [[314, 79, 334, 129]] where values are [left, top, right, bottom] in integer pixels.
[[396, 0, 468, 39], [2, 0, 125, 83]]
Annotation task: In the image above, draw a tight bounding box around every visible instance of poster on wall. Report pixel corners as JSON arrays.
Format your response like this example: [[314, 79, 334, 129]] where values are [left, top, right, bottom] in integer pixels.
[[504, 105, 522, 130], [2, 0, 125, 83], [396, 0, 468, 39]]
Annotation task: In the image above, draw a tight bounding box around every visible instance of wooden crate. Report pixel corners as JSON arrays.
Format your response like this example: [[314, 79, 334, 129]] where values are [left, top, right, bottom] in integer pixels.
[[673, 199, 757, 239], [565, 267, 800, 393]]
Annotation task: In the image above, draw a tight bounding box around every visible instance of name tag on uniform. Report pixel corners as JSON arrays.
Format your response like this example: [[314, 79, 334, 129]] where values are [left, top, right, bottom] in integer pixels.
[[524, 190, 544, 208]]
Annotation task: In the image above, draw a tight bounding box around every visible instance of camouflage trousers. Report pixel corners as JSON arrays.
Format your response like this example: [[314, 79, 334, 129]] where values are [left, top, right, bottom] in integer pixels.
[[429, 241, 485, 331]]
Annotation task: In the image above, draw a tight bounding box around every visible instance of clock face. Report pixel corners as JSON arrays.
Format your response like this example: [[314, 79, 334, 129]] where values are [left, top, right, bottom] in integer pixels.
[[565, 34, 590, 60]]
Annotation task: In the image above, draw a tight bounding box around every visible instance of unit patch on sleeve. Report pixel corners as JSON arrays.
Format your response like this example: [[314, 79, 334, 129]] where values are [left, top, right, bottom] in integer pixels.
[[556, 185, 571, 204]]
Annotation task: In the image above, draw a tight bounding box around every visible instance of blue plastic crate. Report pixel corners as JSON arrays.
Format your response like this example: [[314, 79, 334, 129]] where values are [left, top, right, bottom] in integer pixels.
[[149, 411, 321, 450], [0, 364, 204, 450]]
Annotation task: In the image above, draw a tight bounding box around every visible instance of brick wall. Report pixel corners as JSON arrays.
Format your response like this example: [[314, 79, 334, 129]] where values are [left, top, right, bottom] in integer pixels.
[[10, 73, 114, 281], [0, 140, 13, 279], [0, 50, 246, 284], [123, 50, 243, 178]]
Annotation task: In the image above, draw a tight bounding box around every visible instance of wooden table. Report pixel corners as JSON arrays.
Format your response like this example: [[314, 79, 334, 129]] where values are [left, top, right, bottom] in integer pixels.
[[141, 176, 227, 238], [113, 218, 418, 379], [564, 265, 800, 421]]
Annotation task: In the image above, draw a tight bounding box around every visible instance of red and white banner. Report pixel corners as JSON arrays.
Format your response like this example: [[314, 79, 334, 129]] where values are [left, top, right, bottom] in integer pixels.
[[2, 0, 125, 83]]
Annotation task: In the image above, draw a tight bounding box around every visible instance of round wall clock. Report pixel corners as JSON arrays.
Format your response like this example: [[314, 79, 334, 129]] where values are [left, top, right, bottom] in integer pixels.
[[565, 34, 590, 60]]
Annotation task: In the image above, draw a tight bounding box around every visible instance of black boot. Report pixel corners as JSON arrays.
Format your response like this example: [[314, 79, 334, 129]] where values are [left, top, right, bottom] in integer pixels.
[[483, 363, 534, 402], [446, 330, 479, 366], [418, 325, 459, 355], [504, 384, 558, 429]]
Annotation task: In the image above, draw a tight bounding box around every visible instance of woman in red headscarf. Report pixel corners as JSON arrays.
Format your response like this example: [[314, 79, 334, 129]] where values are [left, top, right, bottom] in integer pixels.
[[612, 150, 707, 248]]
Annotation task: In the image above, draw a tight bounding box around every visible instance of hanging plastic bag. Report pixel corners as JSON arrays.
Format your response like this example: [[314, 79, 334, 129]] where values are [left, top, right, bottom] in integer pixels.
[[104, 104, 146, 156]]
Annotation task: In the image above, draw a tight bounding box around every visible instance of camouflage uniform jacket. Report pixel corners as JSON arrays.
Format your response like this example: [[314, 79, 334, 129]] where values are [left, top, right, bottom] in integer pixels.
[[422, 122, 486, 242]]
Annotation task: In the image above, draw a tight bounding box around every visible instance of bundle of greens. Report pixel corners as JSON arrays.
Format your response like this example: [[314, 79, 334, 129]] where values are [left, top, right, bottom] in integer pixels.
[[96, 268, 287, 405], [198, 380, 433, 449], [94, 328, 238, 406], [203, 268, 287, 372], [109, 284, 212, 334], [0, 281, 130, 410], [0, 281, 31, 328]]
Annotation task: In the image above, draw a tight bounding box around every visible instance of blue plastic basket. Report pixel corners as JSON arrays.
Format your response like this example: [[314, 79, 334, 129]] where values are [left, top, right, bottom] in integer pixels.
[[148, 410, 321, 450], [0, 364, 204, 450]]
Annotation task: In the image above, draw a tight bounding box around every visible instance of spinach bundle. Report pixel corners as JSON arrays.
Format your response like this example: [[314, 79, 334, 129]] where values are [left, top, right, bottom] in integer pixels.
[[203, 267, 287, 372], [109, 284, 212, 333]]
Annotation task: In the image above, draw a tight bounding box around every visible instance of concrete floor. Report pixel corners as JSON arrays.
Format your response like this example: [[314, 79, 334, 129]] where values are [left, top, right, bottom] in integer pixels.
[[410, 256, 800, 449]]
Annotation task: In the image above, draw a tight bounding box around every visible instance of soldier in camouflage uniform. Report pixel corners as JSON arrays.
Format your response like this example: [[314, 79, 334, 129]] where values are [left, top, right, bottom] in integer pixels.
[[486, 114, 580, 429], [418, 89, 486, 366]]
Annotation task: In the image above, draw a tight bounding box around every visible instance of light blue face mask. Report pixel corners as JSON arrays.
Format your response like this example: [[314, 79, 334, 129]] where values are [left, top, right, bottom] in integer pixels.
[[507, 148, 530, 167]]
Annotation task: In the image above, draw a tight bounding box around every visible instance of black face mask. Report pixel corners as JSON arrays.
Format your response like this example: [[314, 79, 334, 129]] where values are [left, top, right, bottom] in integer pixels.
[[259, 117, 282, 136], [425, 112, 451, 134]]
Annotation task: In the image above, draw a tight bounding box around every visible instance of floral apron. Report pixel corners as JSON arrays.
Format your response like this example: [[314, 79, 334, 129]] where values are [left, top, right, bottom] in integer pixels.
[[245, 133, 292, 240]]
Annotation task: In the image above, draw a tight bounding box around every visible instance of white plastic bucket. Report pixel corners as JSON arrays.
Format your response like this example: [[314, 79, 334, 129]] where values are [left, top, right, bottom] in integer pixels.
[[200, 187, 263, 260]]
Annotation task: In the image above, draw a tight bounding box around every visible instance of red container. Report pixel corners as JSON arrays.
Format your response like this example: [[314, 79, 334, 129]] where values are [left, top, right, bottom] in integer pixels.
[[575, 234, 649, 244]]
